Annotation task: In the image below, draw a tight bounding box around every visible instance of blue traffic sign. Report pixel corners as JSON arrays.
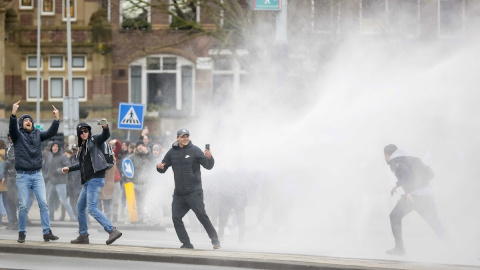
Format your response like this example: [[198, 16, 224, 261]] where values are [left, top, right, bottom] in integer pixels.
[[117, 103, 145, 130], [250, 0, 281, 10], [122, 158, 134, 179]]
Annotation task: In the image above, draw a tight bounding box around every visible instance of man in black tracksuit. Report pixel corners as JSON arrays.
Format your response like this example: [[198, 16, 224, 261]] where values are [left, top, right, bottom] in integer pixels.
[[156, 128, 220, 249], [384, 144, 448, 256]]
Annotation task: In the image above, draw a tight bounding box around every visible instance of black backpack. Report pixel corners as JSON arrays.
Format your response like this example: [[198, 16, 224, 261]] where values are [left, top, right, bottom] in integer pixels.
[[410, 157, 434, 182], [102, 142, 115, 170]]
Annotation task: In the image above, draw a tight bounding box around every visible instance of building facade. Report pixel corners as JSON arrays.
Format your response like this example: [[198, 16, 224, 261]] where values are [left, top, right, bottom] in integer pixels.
[[0, 0, 478, 140]]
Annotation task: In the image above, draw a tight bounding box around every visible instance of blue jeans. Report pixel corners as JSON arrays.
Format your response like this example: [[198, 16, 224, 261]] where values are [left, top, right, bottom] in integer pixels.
[[48, 184, 76, 221], [16, 171, 51, 234], [77, 178, 113, 235]]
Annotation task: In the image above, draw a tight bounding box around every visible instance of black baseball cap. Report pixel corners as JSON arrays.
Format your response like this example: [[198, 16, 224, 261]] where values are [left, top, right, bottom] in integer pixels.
[[177, 128, 190, 137]]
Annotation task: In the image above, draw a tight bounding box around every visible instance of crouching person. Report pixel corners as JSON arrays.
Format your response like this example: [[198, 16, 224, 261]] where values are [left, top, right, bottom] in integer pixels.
[[62, 120, 122, 245]]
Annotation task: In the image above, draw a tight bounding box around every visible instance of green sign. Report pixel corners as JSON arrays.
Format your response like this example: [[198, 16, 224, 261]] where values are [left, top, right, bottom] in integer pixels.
[[35, 124, 44, 131], [250, 0, 281, 10]]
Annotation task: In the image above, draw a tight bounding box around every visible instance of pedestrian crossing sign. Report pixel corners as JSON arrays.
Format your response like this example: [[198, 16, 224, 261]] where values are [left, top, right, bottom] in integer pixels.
[[117, 103, 145, 130]]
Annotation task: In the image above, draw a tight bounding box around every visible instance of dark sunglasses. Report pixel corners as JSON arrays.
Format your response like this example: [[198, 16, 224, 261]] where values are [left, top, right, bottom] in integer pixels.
[[80, 129, 89, 134]]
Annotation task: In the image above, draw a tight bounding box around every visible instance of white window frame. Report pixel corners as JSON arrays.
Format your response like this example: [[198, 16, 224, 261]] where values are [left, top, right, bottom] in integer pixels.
[[119, 0, 151, 24], [129, 54, 196, 113], [26, 77, 44, 102], [359, 0, 388, 34], [311, 0, 340, 34], [209, 49, 248, 109], [71, 55, 87, 71], [71, 77, 87, 101], [438, 0, 465, 38], [26, 55, 43, 71], [49, 55, 65, 71], [19, 0, 34, 10], [62, 0, 78, 21], [49, 77, 65, 101], [41, 0, 56, 15]]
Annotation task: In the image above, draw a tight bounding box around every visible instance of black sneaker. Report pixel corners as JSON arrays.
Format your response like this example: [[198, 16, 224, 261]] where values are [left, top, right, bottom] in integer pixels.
[[106, 227, 122, 245], [212, 239, 221, 250], [71, 234, 89, 244], [43, 229, 59, 242], [386, 246, 406, 256], [180, 243, 194, 249], [17, 231, 26, 243]]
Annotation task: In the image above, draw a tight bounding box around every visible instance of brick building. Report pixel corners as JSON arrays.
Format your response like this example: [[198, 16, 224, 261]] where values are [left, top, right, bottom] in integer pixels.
[[0, 0, 478, 140]]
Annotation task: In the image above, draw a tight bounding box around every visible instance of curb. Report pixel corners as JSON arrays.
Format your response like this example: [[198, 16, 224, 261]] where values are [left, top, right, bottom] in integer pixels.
[[0, 240, 478, 270]]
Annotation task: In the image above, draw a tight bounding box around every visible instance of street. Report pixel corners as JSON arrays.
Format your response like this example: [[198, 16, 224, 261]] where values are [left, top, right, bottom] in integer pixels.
[[0, 253, 250, 270]]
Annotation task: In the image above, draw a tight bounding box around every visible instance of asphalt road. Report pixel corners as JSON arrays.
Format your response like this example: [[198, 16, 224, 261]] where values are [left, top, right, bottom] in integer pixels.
[[0, 252, 251, 270]]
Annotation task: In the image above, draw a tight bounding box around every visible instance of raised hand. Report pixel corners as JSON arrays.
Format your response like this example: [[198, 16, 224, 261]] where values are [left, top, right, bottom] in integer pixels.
[[12, 100, 20, 116], [52, 105, 59, 120]]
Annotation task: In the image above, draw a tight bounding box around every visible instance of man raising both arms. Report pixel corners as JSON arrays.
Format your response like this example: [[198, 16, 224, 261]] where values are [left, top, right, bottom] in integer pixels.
[[9, 100, 60, 243]]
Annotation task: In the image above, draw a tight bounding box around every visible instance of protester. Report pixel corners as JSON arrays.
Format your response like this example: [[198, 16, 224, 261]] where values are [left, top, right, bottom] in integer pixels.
[[216, 170, 247, 242], [46, 141, 76, 222], [66, 145, 82, 216], [109, 139, 122, 223], [384, 144, 449, 255], [9, 100, 60, 243], [3, 134, 18, 230], [62, 120, 122, 245], [156, 128, 220, 249], [98, 158, 116, 221], [0, 140, 12, 226], [127, 140, 153, 223]]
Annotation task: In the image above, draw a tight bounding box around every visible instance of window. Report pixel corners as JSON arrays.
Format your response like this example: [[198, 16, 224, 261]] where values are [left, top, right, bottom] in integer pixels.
[[120, 0, 150, 29], [20, 0, 34, 10], [170, 0, 198, 30], [49, 55, 64, 70], [63, 0, 77, 21], [360, 0, 387, 34], [72, 55, 86, 70], [129, 55, 195, 116], [388, 0, 420, 38], [27, 55, 43, 71], [439, 0, 464, 37], [42, 0, 55, 15], [27, 77, 44, 101], [72, 77, 86, 100], [312, 0, 339, 34], [49, 77, 64, 100], [211, 52, 247, 109]]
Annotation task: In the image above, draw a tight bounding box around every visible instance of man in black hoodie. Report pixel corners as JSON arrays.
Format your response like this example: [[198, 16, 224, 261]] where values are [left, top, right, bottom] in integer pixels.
[[156, 128, 220, 250], [62, 120, 122, 245], [384, 144, 448, 256], [8, 100, 60, 243]]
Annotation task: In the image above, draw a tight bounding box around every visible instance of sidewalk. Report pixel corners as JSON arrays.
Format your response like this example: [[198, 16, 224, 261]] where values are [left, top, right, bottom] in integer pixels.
[[0, 238, 478, 270]]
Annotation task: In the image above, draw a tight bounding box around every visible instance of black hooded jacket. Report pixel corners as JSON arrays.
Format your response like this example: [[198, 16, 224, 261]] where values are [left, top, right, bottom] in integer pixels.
[[9, 114, 59, 171], [388, 155, 430, 194], [68, 122, 110, 184], [157, 140, 214, 195]]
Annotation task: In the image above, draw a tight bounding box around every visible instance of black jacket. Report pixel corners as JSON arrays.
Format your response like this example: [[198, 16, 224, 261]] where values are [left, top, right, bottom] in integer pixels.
[[9, 114, 59, 171], [157, 140, 214, 195], [68, 125, 110, 184], [388, 156, 430, 194]]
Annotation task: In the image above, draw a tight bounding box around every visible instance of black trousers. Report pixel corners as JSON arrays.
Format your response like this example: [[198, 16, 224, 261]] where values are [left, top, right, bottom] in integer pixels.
[[172, 190, 219, 245], [390, 195, 447, 248]]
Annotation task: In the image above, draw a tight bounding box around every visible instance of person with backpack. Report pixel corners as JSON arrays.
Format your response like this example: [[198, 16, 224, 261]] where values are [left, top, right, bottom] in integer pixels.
[[384, 144, 449, 256], [62, 120, 122, 245]]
